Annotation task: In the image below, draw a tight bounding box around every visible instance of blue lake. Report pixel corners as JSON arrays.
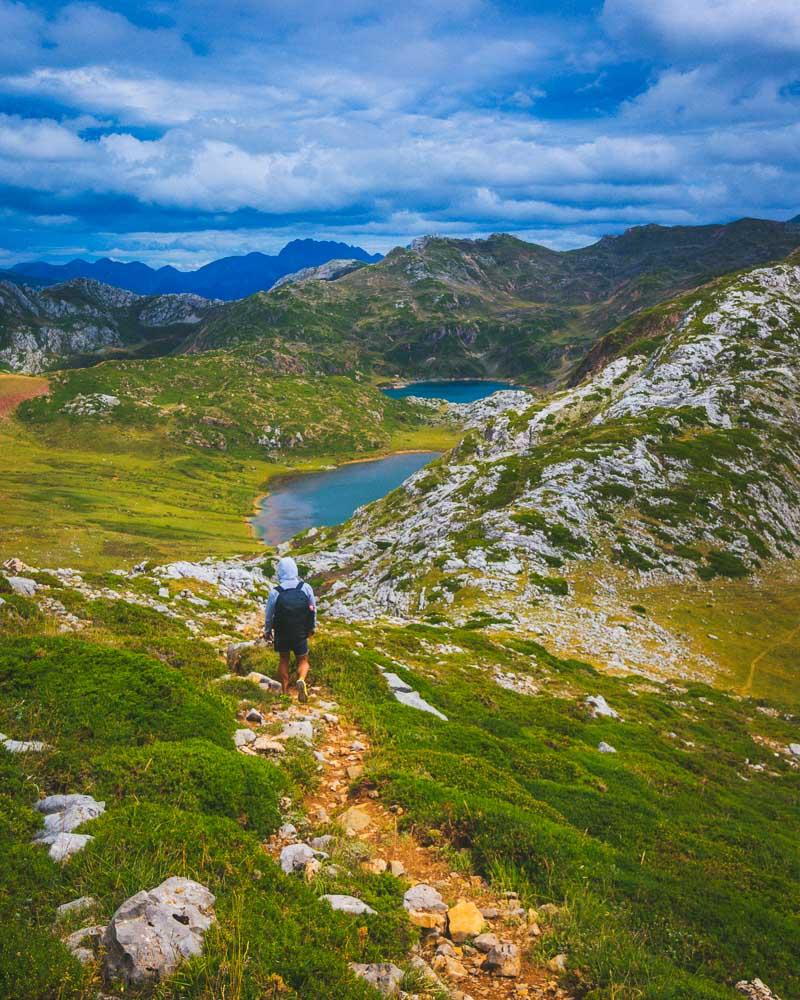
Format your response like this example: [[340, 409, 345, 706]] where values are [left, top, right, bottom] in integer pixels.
[[382, 379, 524, 403], [253, 451, 440, 545]]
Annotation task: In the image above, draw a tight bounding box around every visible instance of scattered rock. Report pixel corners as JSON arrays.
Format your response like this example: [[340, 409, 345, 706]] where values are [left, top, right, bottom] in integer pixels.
[[586, 695, 619, 719], [346, 764, 364, 780], [447, 899, 485, 943], [403, 883, 448, 913], [432, 953, 468, 978], [280, 843, 317, 874], [337, 805, 372, 836], [278, 823, 297, 840], [310, 834, 334, 851], [3, 737, 48, 753], [278, 720, 314, 742], [349, 962, 403, 995], [393, 688, 448, 720], [6, 576, 37, 597], [102, 877, 216, 985], [382, 672, 413, 693], [56, 896, 97, 920], [481, 907, 500, 920], [252, 736, 285, 754], [473, 932, 499, 953], [546, 953, 568, 973], [408, 910, 446, 930], [321, 894, 376, 916], [246, 708, 265, 724], [788, 744, 800, 758], [64, 924, 105, 963], [389, 859, 406, 877], [233, 728, 256, 748], [735, 980, 783, 1000], [47, 832, 94, 862], [484, 941, 521, 978], [598, 741, 617, 754], [363, 858, 388, 875]]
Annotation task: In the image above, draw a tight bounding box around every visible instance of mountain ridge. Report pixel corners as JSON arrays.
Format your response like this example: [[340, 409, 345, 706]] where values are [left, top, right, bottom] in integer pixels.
[[11, 239, 383, 301]]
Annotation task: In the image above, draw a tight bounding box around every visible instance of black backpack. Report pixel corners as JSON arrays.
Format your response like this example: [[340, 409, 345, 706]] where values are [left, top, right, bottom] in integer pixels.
[[273, 582, 313, 641]]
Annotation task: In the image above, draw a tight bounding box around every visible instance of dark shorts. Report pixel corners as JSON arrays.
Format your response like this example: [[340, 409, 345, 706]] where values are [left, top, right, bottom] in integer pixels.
[[273, 636, 309, 657]]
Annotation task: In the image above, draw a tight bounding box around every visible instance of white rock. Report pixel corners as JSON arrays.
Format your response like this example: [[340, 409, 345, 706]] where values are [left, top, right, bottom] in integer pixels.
[[279, 720, 314, 742], [382, 672, 413, 692], [598, 741, 617, 754], [321, 894, 376, 916], [403, 883, 448, 913], [788, 744, 800, 757], [47, 832, 94, 862], [586, 695, 619, 719], [233, 729, 256, 748], [5, 576, 37, 596], [56, 896, 97, 919], [349, 962, 403, 994], [393, 689, 448, 720]]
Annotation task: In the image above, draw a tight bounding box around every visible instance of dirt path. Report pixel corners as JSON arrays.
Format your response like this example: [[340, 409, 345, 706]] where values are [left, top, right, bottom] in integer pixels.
[[742, 619, 800, 696], [241, 677, 572, 1000], [0, 373, 49, 418]]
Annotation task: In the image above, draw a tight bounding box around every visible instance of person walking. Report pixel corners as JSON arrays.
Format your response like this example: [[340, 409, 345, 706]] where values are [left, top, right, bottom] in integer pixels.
[[264, 556, 316, 703]]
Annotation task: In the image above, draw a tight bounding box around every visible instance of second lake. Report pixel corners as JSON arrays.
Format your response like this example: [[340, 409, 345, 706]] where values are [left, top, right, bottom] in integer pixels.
[[252, 451, 440, 545]]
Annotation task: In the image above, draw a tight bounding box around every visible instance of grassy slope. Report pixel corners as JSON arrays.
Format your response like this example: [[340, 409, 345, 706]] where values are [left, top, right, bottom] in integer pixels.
[[0, 364, 456, 571], [0, 594, 413, 1000], [1, 580, 798, 1000]]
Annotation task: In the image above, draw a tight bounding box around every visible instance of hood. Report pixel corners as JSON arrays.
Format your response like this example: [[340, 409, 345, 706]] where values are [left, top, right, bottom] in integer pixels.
[[277, 556, 300, 585]]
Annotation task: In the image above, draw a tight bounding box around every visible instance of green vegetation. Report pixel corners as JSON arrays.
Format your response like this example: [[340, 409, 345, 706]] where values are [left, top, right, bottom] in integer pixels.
[[313, 625, 800, 1000], [0, 365, 455, 570]]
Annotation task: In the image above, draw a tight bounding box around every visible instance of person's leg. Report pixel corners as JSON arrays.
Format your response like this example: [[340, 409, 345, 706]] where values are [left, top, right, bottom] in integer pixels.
[[278, 652, 291, 694], [295, 644, 310, 703]]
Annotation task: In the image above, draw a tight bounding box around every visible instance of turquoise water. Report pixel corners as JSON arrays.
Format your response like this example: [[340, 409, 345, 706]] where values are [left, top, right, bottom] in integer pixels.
[[253, 451, 439, 544], [382, 379, 524, 403]]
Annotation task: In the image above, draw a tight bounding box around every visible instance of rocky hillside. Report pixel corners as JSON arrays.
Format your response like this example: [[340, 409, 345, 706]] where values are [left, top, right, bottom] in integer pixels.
[[0, 279, 221, 373], [296, 255, 800, 676], [188, 218, 800, 383]]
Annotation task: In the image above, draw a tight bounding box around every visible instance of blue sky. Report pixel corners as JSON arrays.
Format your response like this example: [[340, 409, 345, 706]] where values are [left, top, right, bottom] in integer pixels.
[[1, 0, 799, 267]]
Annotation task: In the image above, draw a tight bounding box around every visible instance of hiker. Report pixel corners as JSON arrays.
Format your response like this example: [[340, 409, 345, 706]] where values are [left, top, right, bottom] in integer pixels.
[[264, 556, 316, 703]]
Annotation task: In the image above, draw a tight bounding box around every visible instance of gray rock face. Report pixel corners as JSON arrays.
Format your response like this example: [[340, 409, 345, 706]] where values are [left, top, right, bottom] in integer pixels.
[[102, 877, 216, 985], [403, 883, 448, 913], [273, 259, 365, 289], [322, 894, 377, 916], [349, 962, 403, 994], [64, 924, 105, 964]]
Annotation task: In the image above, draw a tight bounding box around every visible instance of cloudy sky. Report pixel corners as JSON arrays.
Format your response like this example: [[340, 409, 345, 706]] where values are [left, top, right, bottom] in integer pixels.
[[1, 0, 799, 268]]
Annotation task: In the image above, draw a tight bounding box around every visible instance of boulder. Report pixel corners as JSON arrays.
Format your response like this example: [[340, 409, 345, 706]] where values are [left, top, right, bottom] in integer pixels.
[[447, 899, 485, 942], [407, 910, 446, 929], [246, 708, 265, 724], [598, 741, 617, 753], [382, 672, 413, 693], [6, 576, 37, 597], [483, 941, 521, 977], [322, 894, 376, 916], [389, 859, 405, 877], [349, 962, 403, 995], [403, 883, 448, 913], [35, 794, 105, 837], [788, 744, 800, 758], [233, 729, 256, 748], [103, 877, 215, 985], [310, 834, 334, 851], [735, 980, 783, 1000]]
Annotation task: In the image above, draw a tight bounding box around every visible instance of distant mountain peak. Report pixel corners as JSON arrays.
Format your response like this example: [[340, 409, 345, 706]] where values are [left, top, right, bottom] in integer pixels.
[[12, 239, 383, 301]]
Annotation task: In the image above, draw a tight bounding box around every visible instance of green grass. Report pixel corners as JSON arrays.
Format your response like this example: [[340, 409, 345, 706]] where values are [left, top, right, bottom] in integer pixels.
[[309, 625, 800, 1000], [0, 365, 455, 571]]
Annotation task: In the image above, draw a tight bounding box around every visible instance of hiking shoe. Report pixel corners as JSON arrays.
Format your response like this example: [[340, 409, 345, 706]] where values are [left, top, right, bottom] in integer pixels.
[[296, 678, 308, 704]]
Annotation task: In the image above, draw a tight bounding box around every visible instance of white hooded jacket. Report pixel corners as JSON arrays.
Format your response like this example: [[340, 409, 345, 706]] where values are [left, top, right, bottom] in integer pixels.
[[264, 557, 316, 634]]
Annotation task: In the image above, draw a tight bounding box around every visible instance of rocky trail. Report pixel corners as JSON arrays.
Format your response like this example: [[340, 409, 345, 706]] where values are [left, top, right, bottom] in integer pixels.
[[234, 665, 573, 1000]]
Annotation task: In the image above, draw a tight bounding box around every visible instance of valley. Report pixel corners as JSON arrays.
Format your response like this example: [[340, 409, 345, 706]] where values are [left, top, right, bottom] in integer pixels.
[[1, 231, 799, 1000]]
